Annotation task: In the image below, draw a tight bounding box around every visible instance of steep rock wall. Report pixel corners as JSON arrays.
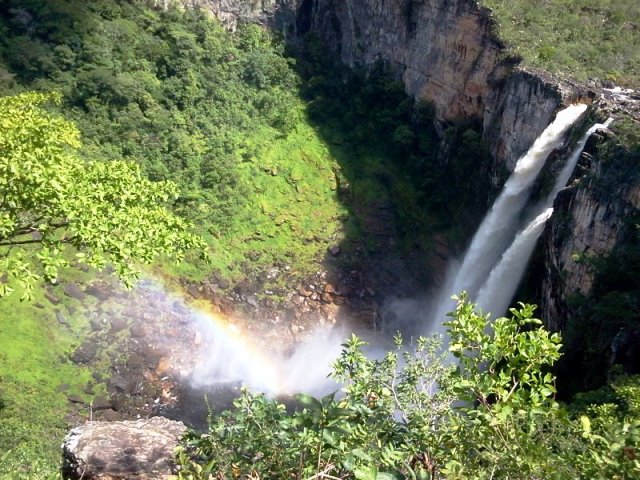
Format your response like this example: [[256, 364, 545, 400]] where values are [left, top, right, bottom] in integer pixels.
[[541, 130, 640, 332], [174, 0, 300, 31]]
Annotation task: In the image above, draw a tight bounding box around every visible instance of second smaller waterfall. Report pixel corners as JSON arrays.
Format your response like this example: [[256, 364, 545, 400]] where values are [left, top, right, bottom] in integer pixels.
[[475, 208, 553, 316], [474, 117, 614, 319], [428, 104, 588, 334]]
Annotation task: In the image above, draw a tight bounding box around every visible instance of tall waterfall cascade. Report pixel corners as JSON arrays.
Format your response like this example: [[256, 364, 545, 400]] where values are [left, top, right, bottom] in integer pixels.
[[475, 117, 614, 318], [428, 103, 610, 335]]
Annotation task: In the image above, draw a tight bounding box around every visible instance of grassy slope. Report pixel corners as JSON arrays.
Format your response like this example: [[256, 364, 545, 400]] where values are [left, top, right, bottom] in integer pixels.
[[0, 275, 95, 479], [481, 0, 640, 86]]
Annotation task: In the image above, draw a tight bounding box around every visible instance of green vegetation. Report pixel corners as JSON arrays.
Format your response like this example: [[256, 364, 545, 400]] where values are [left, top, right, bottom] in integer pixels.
[[481, 0, 640, 85], [0, 283, 95, 479], [297, 42, 500, 252], [1, 1, 638, 478], [0, 3, 350, 473], [0, 1, 347, 284], [177, 298, 640, 479], [0, 91, 204, 299]]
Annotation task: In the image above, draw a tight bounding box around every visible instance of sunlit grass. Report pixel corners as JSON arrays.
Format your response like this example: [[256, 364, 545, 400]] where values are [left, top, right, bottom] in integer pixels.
[[482, 0, 640, 85]]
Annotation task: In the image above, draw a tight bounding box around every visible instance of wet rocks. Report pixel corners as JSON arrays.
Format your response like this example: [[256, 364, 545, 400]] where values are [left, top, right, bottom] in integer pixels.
[[45, 290, 61, 305], [85, 283, 112, 301], [64, 283, 86, 301], [61, 416, 186, 480], [70, 341, 98, 364], [91, 397, 114, 411], [56, 310, 71, 327]]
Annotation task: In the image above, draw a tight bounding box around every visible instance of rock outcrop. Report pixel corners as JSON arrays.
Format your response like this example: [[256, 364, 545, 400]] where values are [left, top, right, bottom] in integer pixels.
[[541, 127, 640, 332], [62, 417, 186, 480], [175, 0, 300, 31]]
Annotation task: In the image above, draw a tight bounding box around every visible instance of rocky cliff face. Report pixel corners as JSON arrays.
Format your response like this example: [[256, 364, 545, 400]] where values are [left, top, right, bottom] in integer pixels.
[[171, 0, 300, 31], [305, 0, 503, 121], [541, 124, 640, 332]]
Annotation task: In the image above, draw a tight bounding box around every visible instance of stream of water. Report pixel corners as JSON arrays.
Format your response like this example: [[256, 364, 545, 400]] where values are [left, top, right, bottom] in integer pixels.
[[428, 104, 589, 335]]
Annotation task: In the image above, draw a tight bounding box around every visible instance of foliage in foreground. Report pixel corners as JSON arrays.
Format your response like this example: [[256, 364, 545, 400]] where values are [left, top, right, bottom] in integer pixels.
[[177, 297, 640, 479], [0, 91, 205, 299]]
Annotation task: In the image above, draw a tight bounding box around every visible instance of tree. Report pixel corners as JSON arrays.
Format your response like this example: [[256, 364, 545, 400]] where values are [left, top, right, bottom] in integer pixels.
[[0, 91, 205, 299]]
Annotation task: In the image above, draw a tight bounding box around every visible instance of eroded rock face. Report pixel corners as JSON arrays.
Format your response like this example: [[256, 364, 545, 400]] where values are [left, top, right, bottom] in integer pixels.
[[541, 131, 640, 333], [62, 417, 186, 480], [175, 0, 300, 31], [307, 0, 504, 122]]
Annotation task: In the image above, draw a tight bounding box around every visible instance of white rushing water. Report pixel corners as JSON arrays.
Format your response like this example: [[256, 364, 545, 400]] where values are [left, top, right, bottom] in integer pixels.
[[428, 104, 589, 333], [474, 117, 614, 319], [475, 208, 554, 316]]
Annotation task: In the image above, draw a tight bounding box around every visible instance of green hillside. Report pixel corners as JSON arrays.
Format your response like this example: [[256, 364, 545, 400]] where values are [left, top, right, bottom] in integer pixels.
[[482, 0, 640, 85]]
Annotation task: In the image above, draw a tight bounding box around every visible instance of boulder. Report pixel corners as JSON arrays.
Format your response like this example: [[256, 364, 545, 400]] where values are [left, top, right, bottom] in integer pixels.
[[85, 283, 112, 301], [45, 290, 61, 305], [64, 283, 86, 300], [62, 417, 187, 480]]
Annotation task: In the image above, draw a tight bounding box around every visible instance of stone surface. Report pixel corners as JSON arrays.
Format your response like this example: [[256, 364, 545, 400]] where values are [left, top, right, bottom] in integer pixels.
[[307, 0, 504, 122], [45, 290, 61, 305], [62, 417, 187, 480], [171, 0, 300, 31], [64, 283, 87, 300], [540, 129, 640, 333]]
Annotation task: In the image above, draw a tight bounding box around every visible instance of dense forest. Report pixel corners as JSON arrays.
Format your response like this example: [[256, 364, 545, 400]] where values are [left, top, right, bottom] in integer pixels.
[[0, 0, 639, 479]]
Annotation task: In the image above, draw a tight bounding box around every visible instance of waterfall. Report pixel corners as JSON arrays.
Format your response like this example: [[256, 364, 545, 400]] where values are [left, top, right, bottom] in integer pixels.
[[473, 117, 614, 319], [475, 208, 553, 316], [547, 117, 614, 203], [428, 104, 588, 333]]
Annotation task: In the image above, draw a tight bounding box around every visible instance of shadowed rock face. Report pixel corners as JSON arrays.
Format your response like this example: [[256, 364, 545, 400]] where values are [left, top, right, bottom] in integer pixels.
[[307, 0, 505, 122], [62, 417, 186, 480]]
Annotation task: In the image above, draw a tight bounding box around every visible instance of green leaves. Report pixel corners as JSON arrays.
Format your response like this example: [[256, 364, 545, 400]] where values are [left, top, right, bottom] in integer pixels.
[[178, 297, 640, 479], [0, 92, 205, 298]]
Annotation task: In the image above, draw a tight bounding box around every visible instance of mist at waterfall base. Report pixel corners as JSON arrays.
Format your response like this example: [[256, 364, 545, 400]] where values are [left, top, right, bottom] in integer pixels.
[[187, 312, 348, 396], [124, 281, 391, 401]]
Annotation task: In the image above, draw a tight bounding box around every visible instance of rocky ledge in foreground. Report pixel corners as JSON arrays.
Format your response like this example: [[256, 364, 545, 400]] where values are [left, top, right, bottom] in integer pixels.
[[62, 417, 186, 480]]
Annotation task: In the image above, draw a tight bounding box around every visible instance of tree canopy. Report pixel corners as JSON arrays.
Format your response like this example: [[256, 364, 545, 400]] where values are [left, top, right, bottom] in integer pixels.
[[0, 91, 205, 299]]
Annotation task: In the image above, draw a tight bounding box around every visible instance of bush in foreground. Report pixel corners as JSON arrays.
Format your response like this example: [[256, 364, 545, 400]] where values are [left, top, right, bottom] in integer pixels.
[[177, 296, 640, 479]]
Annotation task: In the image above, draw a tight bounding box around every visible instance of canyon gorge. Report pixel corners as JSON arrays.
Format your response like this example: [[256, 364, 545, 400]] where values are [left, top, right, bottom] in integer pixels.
[[188, 0, 640, 383], [1, 1, 639, 477]]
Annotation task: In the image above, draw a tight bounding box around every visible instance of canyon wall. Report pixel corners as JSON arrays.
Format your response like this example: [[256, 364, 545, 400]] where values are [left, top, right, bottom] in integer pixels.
[[200, 0, 639, 363], [541, 127, 640, 331]]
